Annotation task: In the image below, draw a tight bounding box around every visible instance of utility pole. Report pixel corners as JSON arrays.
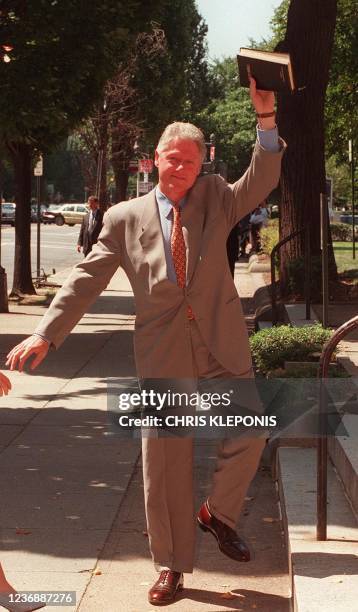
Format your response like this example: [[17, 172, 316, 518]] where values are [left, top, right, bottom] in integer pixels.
[[34, 155, 43, 281], [348, 138, 356, 259]]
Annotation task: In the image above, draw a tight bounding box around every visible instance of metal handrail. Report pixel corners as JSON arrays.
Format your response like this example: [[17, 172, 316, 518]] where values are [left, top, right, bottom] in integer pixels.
[[316, 314, 358, 540], [270, 225, 311, 325]]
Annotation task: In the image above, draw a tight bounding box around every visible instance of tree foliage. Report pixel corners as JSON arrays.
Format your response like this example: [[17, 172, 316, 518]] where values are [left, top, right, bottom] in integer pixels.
[[269, 0, 357, 164], [0, 1, 153, 150], [325, 0, 358, 163], [0, 0, 162, 295], [126, 0, 211, 152], [72, 0, 210, 202], [275, 0, 338, 293], [196, 58, 256, 181]]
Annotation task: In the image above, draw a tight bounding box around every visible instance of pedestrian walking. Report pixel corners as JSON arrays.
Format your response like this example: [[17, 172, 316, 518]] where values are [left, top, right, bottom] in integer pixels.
[[249, 202, 269, 253], [6, 77, 285, 607], [238, 212, 251, 257], [77, 196, 103, 257]]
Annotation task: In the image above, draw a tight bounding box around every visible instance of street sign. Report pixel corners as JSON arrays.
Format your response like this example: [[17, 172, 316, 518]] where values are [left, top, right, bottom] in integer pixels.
[[139, 181, 154, 193], [34, 156, 43, 176], [139, 159, 153, 173]]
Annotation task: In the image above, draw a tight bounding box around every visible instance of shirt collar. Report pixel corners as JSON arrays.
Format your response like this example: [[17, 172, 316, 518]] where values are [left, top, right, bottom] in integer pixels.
[[156, 186, 186, 220]]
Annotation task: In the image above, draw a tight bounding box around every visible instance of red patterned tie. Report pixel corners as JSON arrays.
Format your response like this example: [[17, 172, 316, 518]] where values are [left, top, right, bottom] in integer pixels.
[[171, 204, 194, 319]]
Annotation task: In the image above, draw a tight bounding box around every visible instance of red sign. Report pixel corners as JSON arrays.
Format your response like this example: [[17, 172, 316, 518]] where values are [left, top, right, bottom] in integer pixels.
[[210, 146, 216, 162], [138, 159, 153, 173], [128, 160, 138, 174]]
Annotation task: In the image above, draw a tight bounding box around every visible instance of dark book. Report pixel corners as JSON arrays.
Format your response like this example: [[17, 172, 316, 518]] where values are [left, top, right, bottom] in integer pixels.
[[237, 47, 295, 93]]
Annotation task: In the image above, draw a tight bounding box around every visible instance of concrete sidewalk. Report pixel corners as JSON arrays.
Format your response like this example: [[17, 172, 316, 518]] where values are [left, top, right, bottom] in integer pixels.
[[0, 264, 290, 611], [0, 268, 141, 610]]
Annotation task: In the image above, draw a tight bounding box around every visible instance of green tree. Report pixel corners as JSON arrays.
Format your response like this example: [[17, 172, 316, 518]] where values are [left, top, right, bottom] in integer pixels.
[[326, 155, 351, 206], [325, 0, 358, 164], [0, 0, 160, 296], [134, 0, 210, 156], [271, 0, 357, 165], [45, 146, 85, 203], [75, 0, 210, 203], [275, 0, 338, 293], [195, 58, 256, 181]]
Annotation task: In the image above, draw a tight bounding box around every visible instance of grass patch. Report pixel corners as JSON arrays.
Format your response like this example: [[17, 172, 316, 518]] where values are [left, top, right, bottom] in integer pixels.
[[333, 241, 357, 281]]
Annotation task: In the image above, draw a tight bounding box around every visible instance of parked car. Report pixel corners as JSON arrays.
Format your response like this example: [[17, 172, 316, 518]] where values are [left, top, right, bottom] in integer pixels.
[[31, 204, 47, 222], [339, 214, 358, 225], [42, 204, 63, 224], [0, 202, 16, 226], [42, 203, 89, 226]]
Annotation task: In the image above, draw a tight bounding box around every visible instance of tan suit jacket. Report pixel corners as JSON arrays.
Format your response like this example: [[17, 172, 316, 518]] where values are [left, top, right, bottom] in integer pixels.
[[35, 139, 285, 378]]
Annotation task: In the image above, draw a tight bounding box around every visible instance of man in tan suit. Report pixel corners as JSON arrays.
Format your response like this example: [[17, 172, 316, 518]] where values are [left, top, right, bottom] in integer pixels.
[[7, 78, 285, 606]]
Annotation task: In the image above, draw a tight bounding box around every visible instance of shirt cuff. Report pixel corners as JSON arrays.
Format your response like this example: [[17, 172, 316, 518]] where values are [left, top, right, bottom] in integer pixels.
[[257, 126, 280, 153], [33, 332, 51, 345]]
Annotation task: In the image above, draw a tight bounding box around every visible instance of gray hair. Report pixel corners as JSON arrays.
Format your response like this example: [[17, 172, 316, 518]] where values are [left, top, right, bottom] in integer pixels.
[[157, 122, 206, 161]]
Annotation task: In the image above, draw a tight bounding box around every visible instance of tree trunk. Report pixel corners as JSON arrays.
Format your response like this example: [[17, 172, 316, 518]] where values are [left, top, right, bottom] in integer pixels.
[[276, 0, 338, 296], [114, 166, 129, 202], [98, 149, 108, 212], [7, 142, 36, 296]]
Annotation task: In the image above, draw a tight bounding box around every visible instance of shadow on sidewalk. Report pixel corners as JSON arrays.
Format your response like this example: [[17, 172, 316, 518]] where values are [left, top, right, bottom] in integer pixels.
[[0, 329, 135, 380], [175, 587, 289, 610], [0, 405, 142, 564]]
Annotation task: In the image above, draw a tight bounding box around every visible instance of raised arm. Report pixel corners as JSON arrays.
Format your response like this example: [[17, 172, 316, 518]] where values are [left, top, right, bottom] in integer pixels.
[[221, 77, 286, 228]]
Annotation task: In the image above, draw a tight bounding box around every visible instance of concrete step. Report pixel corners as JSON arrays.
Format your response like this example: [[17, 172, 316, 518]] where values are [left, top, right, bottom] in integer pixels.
[[284, 303, 318, 327], [284, 302, 358, 515], [276, 447, 358, 612], [257, 320, 273, 330], [328, 414, 358, 516]]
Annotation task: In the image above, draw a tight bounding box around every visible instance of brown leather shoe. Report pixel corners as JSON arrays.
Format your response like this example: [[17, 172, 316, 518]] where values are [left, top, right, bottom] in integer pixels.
[[148, 570, 184, 605], [197, 500, 250, 562]]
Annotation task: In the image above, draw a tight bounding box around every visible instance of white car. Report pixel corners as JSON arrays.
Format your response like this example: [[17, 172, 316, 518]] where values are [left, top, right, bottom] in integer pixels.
[[43, 203, 89, 226], [1, 202, 16, 226]]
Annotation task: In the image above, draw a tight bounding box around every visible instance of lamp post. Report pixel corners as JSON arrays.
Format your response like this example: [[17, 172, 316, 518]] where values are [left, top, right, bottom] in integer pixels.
[[109, 177, 114, 206], [96, 98, 108, 205], [348, 138, 356, 259], [0, 44, 13, 312]]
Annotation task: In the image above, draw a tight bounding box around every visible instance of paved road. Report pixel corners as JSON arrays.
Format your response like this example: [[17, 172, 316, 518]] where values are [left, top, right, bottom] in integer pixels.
[[0, 224, 81, 283]]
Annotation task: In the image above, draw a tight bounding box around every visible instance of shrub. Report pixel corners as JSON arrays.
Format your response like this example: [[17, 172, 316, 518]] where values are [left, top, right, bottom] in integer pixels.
[[330, 222, 357, 241], [249, 324, 332, 374], [261, 219, 279, 255], [286, 256, 322, 298]]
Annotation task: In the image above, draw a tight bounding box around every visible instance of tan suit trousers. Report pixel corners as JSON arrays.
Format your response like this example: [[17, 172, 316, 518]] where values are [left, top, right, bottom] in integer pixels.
[[142, 320, 266, 573]]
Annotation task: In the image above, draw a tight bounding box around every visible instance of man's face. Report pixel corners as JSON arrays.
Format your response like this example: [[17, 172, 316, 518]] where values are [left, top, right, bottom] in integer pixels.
[[88, 198, 99, 211], [155, 139, 202, 202]]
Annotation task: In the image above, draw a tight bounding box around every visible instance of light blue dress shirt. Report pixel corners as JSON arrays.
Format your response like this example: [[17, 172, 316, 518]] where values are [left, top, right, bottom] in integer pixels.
[[156, 127, 280, 284]]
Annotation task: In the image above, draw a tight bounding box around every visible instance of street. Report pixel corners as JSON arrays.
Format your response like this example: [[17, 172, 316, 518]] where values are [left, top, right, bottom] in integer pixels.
[[0, 224, 81, 283]]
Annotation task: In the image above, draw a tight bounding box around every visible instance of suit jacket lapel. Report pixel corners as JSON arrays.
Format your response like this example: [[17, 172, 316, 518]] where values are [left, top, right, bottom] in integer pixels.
[[181, 188, 205, 285], [138, 190, 167, 282]]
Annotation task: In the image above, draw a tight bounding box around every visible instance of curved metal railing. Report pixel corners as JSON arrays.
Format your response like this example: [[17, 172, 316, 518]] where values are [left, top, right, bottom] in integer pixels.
[[317, 314, 358, 540], [270, 225, 311, 325]]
